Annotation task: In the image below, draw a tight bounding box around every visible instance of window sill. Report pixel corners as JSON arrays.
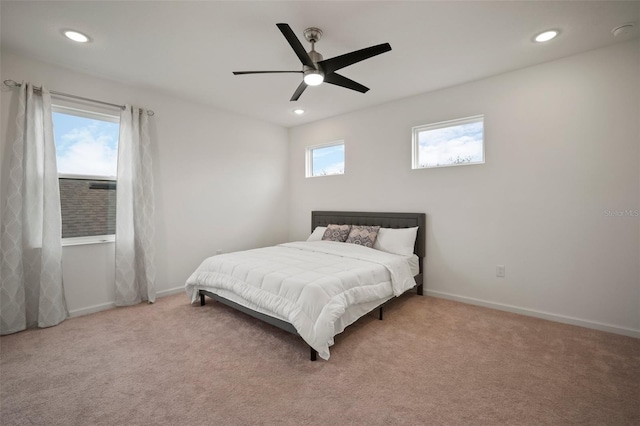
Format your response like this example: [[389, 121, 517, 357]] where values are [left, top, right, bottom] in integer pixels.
[[62, 235, 115, 247], [305, 173, 345, 178]]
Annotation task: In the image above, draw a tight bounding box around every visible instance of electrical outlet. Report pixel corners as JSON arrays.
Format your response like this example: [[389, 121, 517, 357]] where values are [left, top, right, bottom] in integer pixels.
[[496, 265, 505, 278]]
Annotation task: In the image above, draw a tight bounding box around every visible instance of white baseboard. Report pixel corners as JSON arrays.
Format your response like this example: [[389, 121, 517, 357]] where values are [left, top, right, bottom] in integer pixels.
[[68, 286, 185, 318], [425, 289, 640, 339], [157, 286, 185, 297], [68, 302, 116, 318]]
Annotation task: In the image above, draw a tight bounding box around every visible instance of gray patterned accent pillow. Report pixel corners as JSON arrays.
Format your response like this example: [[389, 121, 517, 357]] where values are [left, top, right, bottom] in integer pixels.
[[322, 224, 352, 242], [345, 225, 381, 248]]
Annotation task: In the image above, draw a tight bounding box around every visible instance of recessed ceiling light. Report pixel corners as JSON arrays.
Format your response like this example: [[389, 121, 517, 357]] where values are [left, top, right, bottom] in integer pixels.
[[293, 109, 305, 115], [534, 30, 559, 43], [63, 30, 90, 43]]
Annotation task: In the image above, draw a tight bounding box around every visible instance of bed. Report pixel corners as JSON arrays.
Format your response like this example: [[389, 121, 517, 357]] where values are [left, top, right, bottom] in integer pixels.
[[185, 211, 426, 361]]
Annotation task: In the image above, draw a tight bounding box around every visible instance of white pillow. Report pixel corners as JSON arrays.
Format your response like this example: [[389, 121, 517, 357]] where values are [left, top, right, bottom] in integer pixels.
[[373, 227, 419, 256], [306, 226, 327, 242]]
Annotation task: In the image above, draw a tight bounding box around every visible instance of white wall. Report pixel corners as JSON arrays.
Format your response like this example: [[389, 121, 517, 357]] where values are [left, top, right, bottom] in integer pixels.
[[288, 40, 640, 336], [0, 50, 290, 315]]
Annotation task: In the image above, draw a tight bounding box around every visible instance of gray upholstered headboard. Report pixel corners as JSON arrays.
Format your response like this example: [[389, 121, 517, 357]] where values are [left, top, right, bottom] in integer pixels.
[[311, 211, 426, 259]]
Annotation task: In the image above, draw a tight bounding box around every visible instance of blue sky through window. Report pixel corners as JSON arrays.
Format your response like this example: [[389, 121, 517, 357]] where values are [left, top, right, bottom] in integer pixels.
[[53, 111, 119, 177], [312, 144, 344, 176], [417, 119, 483, 168]]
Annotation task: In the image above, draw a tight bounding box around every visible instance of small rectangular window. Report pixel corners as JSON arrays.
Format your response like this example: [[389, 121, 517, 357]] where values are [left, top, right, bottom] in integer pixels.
[[412, 115, 484, 169], [306, 141, 345, 177], [52, 106, 120, 242]]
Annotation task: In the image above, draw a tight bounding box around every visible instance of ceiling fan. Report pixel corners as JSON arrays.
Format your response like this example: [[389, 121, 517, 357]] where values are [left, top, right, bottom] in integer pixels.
[[233, 23, 392, 101]]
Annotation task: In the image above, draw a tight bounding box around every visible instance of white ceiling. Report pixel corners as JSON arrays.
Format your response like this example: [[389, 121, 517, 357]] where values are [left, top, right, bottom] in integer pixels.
[[1, 1, 638, 127]]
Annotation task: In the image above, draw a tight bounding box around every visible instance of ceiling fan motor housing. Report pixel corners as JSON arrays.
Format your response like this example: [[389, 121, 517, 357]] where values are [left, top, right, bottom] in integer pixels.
[[303, 51, 325, 85], [305, 50, 324, 71]]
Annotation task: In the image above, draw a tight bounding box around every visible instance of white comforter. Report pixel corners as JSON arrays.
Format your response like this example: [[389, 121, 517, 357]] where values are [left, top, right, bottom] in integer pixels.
[[185, 241, 415, 360]]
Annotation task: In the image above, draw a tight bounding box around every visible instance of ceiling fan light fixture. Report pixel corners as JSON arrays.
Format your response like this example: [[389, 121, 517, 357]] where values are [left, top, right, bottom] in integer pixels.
[[304, 70, 324, 86], [303, 70, 324, 86]]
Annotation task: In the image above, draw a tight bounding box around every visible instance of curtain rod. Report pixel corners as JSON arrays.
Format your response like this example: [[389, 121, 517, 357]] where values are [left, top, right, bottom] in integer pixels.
[[3, 79, 155, 116]]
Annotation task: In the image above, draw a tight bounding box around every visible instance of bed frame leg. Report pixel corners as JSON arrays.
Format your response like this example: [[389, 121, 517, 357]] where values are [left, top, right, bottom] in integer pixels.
[[310, 346, 317, 361], [379, 306, 383, 320], [417, 284, 423, 296], [200, 292, 205, 306]]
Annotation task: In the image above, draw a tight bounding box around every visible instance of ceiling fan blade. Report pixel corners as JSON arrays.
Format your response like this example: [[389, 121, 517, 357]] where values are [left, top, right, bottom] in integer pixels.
[[276, 23, 316, 69], [318, 43, 391, 74], [233, 71, 303, 75], [290, 81, 308, 101], [324, 73, 369, 93]]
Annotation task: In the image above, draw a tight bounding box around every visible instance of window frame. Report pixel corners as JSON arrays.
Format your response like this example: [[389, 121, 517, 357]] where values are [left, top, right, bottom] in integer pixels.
[[52, 104, 120, 246], [411, 114, 485, 170], [305, 140, 345, 178]]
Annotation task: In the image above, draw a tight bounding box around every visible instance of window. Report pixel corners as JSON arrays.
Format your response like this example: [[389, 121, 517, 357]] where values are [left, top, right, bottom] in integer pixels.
[[52, 106, 120, 244], [412, 115, 484, 169], [306, 141, 345, 177]]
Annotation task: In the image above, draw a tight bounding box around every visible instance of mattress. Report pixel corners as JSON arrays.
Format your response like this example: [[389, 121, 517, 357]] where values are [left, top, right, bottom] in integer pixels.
[[406, 254, 419, 276], [185, 241, 416, 360]]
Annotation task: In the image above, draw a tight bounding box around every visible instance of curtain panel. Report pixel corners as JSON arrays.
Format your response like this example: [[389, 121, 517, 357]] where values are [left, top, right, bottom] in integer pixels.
[[0, 83, 67, 334], [115, 105, 156, 305]]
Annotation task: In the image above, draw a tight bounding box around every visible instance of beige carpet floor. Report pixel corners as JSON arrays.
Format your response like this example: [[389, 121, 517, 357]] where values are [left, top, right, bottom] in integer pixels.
[[1, 292, 638, 425]]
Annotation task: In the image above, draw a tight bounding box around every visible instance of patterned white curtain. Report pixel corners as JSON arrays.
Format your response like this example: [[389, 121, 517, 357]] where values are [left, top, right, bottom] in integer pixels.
[[115, 105, 156, 305], [0, 83, 67, 334]]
